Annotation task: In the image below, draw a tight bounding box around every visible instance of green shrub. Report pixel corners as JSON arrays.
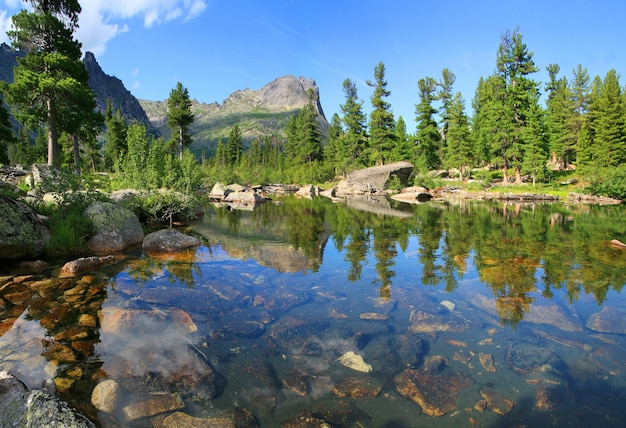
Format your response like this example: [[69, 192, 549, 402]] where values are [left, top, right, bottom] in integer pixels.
[[587, 167, 626, 200], [45, 201, 94, 258]]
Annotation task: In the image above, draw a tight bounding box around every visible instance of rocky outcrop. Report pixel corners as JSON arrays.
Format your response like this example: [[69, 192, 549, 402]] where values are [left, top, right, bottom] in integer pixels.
[[140, 75, 329, 153], [335, 161, 414, 196], [0, 371, 94, 427], [0, 194, 50, 259], [84, 201, 144, 254], [142, 229, 201, 257], [0, 45, 154, 135], [84, 52, 157, 135]]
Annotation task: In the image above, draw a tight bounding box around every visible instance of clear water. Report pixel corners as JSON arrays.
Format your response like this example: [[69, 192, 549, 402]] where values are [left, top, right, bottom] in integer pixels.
[[2, 196, 626, 427]]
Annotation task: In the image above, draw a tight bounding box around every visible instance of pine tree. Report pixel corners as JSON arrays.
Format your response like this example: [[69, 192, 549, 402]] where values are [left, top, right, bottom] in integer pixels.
[[367, 62, 396, 165], [0, 101, 14, 164], [340, 78, 368, 168], [544, 64, 577, 168], [444, 92, 473, 177], [104, 100, 128, 170], [437, 68, 456, 144], [324, 113, 344, 176], [593, 70, 626, 168], [391, 116, 411, 162], [166, 82, 195, 159], [571, 64, 591, 146], [414, 77, 441, 171], [4, 0, 94, 167], [225, 124, 243, 165], [493, 28, 540, 183]]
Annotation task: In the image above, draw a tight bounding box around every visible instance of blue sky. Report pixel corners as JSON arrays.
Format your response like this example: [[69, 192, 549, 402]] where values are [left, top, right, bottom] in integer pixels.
[[1, 0, 625, 128]]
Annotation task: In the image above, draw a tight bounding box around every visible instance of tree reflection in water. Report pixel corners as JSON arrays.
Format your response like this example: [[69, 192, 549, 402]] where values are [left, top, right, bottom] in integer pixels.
[[196, 196, 626, 326]]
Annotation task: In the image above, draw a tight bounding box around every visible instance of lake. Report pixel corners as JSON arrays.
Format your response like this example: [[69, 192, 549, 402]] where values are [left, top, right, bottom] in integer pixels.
[[1, 195, 626, 427]]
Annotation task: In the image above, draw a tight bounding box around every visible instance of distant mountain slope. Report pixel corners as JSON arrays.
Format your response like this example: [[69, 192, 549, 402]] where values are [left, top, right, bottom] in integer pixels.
[[140, 75, 329, 155], [83, 52, 157, 135], [0, 43, 156, 135]]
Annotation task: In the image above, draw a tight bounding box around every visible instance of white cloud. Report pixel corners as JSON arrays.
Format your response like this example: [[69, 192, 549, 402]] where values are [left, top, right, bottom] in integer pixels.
[[1, 0, 207, 56], [76, 0, 208, 55], [0, 10, 12, 45]]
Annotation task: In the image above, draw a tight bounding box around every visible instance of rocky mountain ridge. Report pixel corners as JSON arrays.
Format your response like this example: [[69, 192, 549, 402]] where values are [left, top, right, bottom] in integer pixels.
[[140, 75, 328, 155], [1, 44, 328, 156], [0, 43, 156, 134]]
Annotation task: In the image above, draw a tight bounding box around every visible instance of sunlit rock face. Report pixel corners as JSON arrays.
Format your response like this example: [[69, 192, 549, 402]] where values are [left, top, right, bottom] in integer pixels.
[[335, 161, 414, 196]]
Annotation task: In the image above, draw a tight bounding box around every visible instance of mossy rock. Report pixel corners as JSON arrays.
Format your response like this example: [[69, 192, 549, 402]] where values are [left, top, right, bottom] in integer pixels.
[[84, 201, 144, 254], [0, 194, 50, 259]]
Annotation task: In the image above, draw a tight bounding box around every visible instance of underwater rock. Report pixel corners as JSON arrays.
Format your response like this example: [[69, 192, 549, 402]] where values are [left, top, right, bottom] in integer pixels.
[[479, 353, 497, 373], [478, 389, 515, 415], [586, 306, 626, 334], [506, 341, 566, 375], [534, 383, 563, 411], [525, 303, 583, 332], [61, 255, 121, 277], [229, 360, 284, 416], [337, 351, 373, 373], [91, 379, 120, 413], [157, 409, 259, 428], [269, 316, 330, 347], [331, 376, 383, 398], [359, 312, 389, 321], [408, 309, 480, 333], [253, 288, 310, 311], [122, 392, 184, 421], [311, 400, 372, 427], [394, 369, 474, 417], [282, 415, 332, 428]]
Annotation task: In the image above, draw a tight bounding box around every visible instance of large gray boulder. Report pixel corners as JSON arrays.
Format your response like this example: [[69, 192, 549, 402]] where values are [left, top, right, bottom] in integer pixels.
[[0, 371, 94, 427], [335, 161, 414, 196], [142, 228, 201, 257], [0, 194, 50, 259], [84, 201, 144, 254]]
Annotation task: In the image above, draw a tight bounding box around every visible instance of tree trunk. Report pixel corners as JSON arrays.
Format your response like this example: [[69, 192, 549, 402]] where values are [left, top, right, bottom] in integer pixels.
[[179, 126, 184, 160], [514, 167, 522, 184], [502, 166, 508, 185], [73, 134, 80, 175], [47, 98, 59, 167]]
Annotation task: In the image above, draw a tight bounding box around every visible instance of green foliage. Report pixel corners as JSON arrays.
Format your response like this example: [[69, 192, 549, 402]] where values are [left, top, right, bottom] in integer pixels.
[[133, 189, 200, 228], [167, 82, 194, 159], [414, 77, 442, 171], [4, 3, 95, 167], [587, 166, 626, 200], [367, 62, 396, 165]]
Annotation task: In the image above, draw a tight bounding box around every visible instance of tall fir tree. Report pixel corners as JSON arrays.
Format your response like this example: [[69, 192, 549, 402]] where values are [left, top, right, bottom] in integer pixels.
[[494, 28, 541, 183], [0, 101, 14, 165], [340, 78, 368, 170], [414, 77, 441, 171], [444, 92, 473, 177], [437, 68, 456, 145], [544, 64, 577, 168], [225, 124, 243, 165], [592, 70, 626, 168], [367, 62, 396, 165], [166, 82, 195, 159], [570, 64, 591, 149], [104, 100, 128, 170], [391, 116, 411, 162], [3, 0, 94, 167]]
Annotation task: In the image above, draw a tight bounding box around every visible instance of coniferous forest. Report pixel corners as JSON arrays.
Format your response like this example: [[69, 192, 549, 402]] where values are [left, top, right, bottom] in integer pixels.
[[1, 3, 626, 200]]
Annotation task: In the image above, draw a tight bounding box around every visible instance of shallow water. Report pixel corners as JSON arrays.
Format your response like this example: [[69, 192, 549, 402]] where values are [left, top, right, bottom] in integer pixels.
[[2, 196, 626, 427]]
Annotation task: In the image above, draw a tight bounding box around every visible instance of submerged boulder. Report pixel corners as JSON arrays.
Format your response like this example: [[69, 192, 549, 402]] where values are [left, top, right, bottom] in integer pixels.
[[84, 201, 144, 254], [0, 194, 50, 259]]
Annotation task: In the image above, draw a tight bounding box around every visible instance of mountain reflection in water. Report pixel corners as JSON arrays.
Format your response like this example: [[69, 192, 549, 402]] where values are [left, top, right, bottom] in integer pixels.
[[1, 196, 626, 427]]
